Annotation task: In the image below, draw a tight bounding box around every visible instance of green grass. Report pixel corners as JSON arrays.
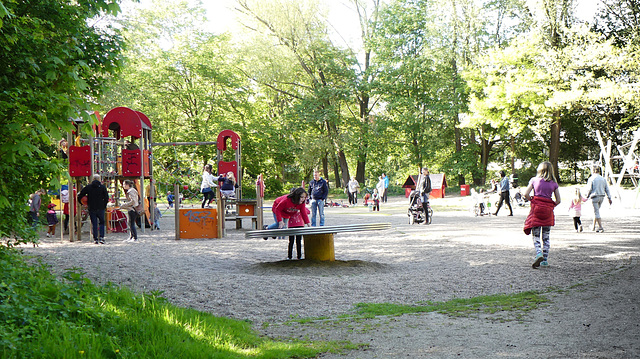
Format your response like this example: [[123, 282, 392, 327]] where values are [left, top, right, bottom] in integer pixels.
[[0, 247, 342, 358], [352, 291, 547, 319], [283, 291, 548, 326]]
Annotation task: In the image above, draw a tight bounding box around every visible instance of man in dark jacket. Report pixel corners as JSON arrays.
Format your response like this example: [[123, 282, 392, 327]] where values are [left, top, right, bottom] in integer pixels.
[[417, 167, 432, 225], [78, 174, 110, 244], [308, 170, 329, 226]]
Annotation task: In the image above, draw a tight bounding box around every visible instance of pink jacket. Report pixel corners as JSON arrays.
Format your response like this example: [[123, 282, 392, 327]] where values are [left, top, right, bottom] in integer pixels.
[[568, 197, 587, 217]]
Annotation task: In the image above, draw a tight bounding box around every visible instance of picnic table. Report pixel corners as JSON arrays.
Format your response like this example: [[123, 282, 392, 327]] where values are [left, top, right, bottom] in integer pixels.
[[245, 223, 391, 261]]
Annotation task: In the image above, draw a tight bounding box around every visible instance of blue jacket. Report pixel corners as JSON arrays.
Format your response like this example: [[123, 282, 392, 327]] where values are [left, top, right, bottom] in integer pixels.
[[308, 178, 329, 200]]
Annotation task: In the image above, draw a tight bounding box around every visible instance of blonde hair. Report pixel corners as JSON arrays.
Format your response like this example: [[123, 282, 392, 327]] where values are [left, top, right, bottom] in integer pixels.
[[573, 187, 582, 205], [536, 161, 557, 183], [227, 172, 236, 185]]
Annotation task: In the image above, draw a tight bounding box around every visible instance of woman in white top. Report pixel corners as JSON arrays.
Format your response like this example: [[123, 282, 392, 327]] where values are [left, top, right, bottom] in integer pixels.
[[201, 164, 216, 208]]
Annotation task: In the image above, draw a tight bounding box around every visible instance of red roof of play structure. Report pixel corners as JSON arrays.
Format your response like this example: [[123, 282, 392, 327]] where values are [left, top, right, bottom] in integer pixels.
[[101, 107, 152, 139]]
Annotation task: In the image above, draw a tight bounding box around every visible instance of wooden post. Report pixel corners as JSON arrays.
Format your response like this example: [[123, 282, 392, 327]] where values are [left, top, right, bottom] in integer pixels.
[[75, 178, 82, 241], [174, 183, 179, 240], [217, 188, 224, 238], [303, 233, 335, 261], [256, 174, 264, 230]]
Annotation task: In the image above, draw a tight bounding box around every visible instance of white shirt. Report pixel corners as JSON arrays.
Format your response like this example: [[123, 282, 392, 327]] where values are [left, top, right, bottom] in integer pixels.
[[201, 171, 216, 190]]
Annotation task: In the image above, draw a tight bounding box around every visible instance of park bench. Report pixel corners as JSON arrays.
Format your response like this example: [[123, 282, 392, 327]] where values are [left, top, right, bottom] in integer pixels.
[[245, 223, 391, 261]]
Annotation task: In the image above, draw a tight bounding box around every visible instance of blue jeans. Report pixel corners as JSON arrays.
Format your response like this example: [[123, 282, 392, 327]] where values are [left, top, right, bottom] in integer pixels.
[[30, 212, 39, 231], [89, 209, 106, 241], [267, 213, 289, 230], [310, 199, 325, 226]]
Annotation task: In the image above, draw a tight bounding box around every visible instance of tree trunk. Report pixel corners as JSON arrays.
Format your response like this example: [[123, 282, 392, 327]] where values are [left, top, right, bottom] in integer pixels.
[[322, 154, 329, 180], [470, 129, 483, 185], [480, 138, 492, 184], [337, 149, 349, 188], [549, 112, 561, 182], [332, 154, 341, 188]]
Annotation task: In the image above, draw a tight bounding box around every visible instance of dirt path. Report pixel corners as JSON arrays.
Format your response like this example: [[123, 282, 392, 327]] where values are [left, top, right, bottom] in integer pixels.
[[21, 188, 640, 358]]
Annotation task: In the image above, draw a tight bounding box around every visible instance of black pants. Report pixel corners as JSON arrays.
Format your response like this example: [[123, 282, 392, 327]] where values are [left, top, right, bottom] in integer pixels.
[[288, 235, 302, 259], [573, 217, 582, 230], [202, 190, 214, 208], [128, 210, 139, 239], [422, 203, 430, 223], [495, 191, 513, 215], [348, 191, 357, 205]]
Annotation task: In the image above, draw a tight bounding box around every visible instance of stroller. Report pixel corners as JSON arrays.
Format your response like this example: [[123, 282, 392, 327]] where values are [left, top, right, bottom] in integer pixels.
[[407, 190, 433, 225]]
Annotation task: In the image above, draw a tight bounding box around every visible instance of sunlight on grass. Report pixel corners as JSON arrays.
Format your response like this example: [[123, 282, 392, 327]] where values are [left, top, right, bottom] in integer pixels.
[[1, 247, 346, 358]]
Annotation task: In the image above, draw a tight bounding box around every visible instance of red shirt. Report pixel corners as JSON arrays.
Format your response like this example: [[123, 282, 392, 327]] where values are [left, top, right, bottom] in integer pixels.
[[272, 195, 310, 224]]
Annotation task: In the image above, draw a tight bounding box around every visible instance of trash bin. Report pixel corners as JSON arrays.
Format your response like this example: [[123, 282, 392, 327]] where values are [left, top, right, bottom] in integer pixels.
[[460, 184, 470, 196]]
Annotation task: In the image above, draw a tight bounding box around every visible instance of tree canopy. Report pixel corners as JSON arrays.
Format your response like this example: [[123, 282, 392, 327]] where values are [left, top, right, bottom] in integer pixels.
[[3, 0, 640, 240], [0, 0, 123, 243]]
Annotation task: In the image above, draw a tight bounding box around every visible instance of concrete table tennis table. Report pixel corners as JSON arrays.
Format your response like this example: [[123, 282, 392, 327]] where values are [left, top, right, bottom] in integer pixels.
[[245, 223, 391, 261]]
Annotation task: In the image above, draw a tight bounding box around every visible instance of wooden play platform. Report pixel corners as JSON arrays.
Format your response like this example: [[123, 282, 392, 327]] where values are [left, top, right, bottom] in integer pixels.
[[245, 223, 391, 261]]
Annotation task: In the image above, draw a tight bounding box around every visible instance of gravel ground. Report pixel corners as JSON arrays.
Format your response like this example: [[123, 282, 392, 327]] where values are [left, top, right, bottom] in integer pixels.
[[20, 187, 640, 358]]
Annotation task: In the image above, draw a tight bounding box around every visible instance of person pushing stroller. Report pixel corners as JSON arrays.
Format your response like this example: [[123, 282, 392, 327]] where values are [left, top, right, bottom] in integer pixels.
[[416, 167, 432, 225]]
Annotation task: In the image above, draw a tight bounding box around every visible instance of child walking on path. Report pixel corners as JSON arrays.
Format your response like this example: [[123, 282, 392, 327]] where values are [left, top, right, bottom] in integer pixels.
[[46, 203, 59, 237], [153, 206, 162, 230], [568, 187, 587, 232], [372, 189, 380, 211], [523, 161, 561, 269]]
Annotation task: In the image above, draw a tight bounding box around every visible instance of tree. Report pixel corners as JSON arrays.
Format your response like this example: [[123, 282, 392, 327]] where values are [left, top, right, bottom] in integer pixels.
[[235, 0, 358, 187], [0, 0, 123, 243]]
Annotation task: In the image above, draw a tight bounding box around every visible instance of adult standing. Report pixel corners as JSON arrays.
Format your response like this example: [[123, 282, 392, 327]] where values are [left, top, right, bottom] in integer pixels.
[[29, 189, 42, 231], [493, 170, 514, 216], [200, 164, 216, 208], [416, 167, 432, 225], [77, 174, 110, 244], [121, 180, 143, 242], [347, 177, 360, 206], [586, 166, 612, 233], [382, 173, 389, 202], [376, 176, 385, 204], [308, 170, 329, 226], [523, 161, 561, 269]]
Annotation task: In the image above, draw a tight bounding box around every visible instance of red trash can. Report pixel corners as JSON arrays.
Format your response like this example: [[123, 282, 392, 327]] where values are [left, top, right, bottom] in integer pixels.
[[460, 184, 470, 196]]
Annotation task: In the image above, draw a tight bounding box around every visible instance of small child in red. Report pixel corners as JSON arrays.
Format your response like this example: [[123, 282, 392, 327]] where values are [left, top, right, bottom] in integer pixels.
[[46, 203, 59, 237]]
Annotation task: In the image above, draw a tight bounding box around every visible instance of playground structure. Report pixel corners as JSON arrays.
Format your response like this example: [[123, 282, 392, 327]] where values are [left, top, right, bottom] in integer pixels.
[[596, 129, 640, 204], [64, 107, 262, 241]]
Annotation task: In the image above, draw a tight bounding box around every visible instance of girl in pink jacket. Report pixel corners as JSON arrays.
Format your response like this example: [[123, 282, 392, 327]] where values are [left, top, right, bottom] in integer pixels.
[[568, 187, 587, 232]]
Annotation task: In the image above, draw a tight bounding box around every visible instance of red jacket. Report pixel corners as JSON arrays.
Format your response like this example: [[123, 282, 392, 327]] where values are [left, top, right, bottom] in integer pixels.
[[523, 196, 557, 235], [272, 195, 310, 224]]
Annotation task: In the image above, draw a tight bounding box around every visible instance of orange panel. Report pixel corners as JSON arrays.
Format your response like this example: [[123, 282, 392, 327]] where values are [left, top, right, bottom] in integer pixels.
[[179, 208, 218, 239], [238, 204, 254, 216], [143, 150, 151, 177]]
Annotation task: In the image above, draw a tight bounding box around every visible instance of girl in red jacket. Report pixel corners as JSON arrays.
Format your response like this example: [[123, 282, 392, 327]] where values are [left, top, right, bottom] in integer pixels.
[[267, 188, 310, 230], [523, 161, 561, 269]]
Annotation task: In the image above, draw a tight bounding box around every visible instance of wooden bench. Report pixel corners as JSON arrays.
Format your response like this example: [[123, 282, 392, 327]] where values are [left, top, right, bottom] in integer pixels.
[[245, 223, 391, 261], [225, 215, 258, 229]]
